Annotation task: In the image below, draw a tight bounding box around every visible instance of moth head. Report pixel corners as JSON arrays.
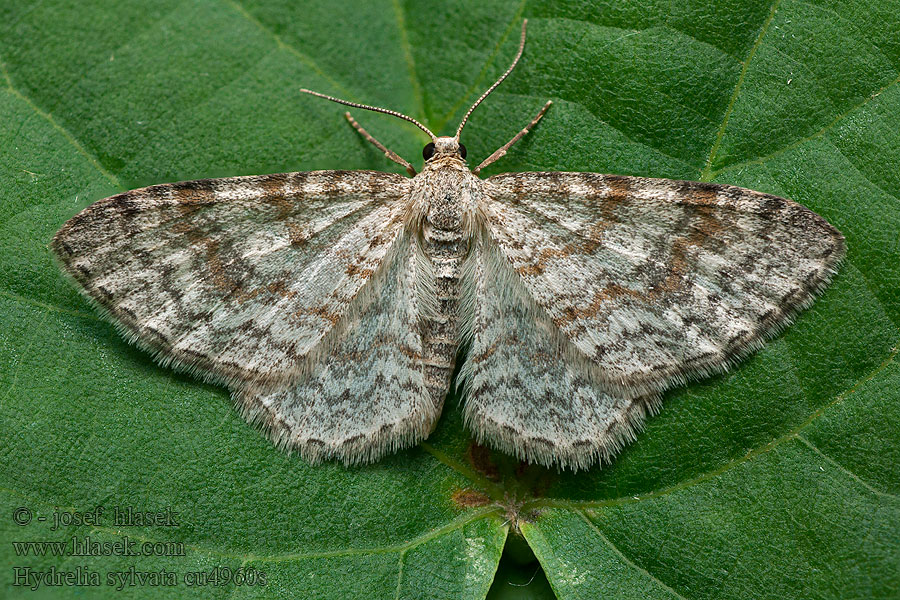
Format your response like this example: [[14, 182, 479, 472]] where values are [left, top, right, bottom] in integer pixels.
[[299, 20, 529, 174], [423, 138, 467, 162]]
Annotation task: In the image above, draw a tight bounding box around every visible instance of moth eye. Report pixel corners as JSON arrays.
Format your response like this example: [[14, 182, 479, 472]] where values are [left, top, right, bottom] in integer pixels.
[[423, 142, 435, 160], [458, 143, 467, 159]]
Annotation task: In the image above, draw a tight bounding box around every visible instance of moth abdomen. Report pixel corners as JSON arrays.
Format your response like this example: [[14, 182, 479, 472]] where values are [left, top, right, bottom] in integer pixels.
[[417, 219, 469, 409]]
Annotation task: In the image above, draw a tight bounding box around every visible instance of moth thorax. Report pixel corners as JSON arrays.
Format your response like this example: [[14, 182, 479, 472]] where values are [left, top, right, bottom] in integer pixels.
[[426, 201, 465, 230], [421, 190, 475, 261], [419, 172, 479, 233]]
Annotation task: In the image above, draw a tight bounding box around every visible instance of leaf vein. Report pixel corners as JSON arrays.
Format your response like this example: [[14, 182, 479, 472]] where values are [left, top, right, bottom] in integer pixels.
[[254, 508, 502, 562], [393, 549, 407, 600], [711, 73, 900, 178], [825, 136, 900, 206], [419, 442, 506, 501], [795, 433, 897, 499], [221, 0, 356, 100], [827, 222, 900, 331], [576, 509, 688, 600], [0, 289, 101, 322], [391, 0, 425, 122], [701, 0, 782, 180], [0, 486, 502, 563], [563, 97, 700, 169], [432, 0, 527, 133], [0, 57, 121, 189], [795, 0, 898, 70]]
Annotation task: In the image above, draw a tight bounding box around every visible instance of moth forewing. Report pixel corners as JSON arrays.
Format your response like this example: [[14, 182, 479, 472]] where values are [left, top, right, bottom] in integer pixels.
[[480, 173, 845, 392], [51, 172, 410, 391]]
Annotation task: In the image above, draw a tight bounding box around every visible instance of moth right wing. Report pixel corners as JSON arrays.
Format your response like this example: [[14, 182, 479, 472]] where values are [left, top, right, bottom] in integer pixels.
[[51, 170, 411, 391], [479, 172, 845, 398], [460, 172, 844, 469]]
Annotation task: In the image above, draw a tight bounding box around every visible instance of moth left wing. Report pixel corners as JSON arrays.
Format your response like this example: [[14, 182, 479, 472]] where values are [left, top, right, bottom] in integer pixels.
[[481, 172, 845, 397], [51, 170, 411, 391]]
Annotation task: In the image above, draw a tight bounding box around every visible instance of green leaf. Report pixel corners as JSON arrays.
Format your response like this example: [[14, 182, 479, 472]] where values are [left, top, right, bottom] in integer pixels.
[[1, 1, 897, 598]]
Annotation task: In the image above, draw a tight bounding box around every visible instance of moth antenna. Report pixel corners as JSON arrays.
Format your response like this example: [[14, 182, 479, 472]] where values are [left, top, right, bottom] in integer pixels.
[[300, 89, 437, 141], [455, 19, 528, 140]]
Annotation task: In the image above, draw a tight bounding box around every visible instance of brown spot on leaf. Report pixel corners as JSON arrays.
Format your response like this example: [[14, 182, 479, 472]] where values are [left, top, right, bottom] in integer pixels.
[[451, 488, 492, 508], [466, 442, 501, 482], [513, 462, 527, 478]]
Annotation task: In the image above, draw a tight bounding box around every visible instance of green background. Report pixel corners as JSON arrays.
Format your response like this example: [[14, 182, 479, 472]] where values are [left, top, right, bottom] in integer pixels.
[[1, 0, 898, 598]]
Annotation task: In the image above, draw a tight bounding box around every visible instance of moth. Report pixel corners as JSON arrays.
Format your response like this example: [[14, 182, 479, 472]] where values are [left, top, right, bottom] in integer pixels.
[[52, 21, 845, 470]]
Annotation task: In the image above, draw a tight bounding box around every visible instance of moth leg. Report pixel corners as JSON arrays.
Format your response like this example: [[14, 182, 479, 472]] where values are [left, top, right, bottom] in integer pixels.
[[473, 100, 552, 175], [344, 111, 417, 177]]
